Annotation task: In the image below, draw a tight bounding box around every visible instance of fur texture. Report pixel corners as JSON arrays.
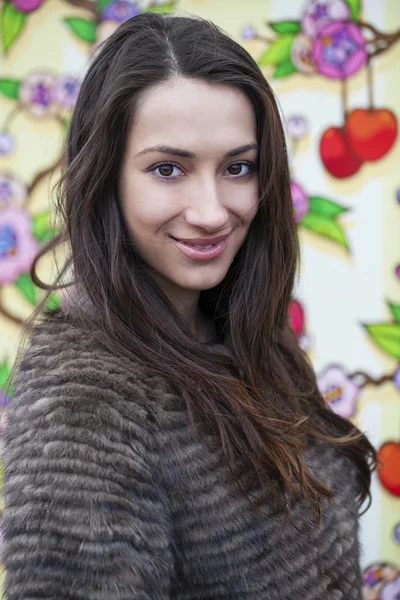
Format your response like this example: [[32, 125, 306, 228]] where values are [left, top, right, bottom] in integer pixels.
[[3, 307, 363, 599]]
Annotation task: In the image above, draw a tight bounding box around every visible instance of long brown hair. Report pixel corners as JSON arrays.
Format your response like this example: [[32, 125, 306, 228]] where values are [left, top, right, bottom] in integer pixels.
[[9, 12, 377, 528]]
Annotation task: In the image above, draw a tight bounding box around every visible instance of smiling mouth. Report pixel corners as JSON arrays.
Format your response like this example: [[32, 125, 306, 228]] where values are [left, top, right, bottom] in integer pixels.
[[169, 234, 230, 261]]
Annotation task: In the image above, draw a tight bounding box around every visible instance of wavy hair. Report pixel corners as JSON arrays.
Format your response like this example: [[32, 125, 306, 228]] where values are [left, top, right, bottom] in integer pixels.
[[10, 12, 377, 529]]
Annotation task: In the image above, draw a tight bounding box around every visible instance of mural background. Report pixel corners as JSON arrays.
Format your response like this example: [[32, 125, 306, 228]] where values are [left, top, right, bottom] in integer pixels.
[[0, 0, 399, 597]]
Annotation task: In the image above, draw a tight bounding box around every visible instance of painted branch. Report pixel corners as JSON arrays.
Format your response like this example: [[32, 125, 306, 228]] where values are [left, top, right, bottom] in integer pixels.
[[27, 155, 63, 198], [350, 371, 394, 389], [63, 0, 97, 15]]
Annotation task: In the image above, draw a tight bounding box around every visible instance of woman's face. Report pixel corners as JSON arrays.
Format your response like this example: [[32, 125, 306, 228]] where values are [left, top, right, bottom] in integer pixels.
[[119, 76, 259, 300]]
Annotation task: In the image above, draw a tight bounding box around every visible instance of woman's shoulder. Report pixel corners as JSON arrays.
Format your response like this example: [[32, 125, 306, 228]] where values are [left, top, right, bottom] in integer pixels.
[[8, 306, 170, 442]]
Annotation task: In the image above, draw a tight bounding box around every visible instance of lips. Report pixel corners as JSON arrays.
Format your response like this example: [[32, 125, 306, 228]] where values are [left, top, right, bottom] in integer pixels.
[[170, 234, 229, 246]]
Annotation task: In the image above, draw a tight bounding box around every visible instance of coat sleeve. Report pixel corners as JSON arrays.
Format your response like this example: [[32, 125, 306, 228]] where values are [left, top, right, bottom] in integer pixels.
[[2, 333, 175, 600]]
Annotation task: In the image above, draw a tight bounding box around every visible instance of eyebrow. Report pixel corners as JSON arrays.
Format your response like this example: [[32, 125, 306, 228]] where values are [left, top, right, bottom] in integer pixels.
[[135, 143, 259, 159]]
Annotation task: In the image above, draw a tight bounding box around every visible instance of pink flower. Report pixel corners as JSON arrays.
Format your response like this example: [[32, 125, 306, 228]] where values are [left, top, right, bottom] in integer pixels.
[[19, 71, 57, 117], [301, 0, 350, 38], [51, 75, 80, 110], [0, 172, 27, 210], [317, 365, 360, 419], [11, 0, 43, 12], [0, 207, 39, 284], [312, 21, 367, 79], [291, 33, 315, 73], [287, 115, 309, 140], [91, 21, 119, 59], [290, 181, 309, 222]]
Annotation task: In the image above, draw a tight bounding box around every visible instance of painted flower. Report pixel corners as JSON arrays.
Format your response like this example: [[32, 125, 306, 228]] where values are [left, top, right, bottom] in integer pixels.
[[11, 0, 43, 12], [0, 173, 27, 210], [380, 575, 400, 600], [19, 71, 57, 117], [291, 33, 315, 73], [0, 207, 39, 285], [287, 115, 309, 140], [0, 132, 14, 156], [288, 299, 305, 337], [51, 75, 80, 110], [317, 365, 360, 419], [290, 181, 309, 222], [101, 1, 140, 22], [241, 25, 257, 41], [312, 21, 367, 79], [301, 0, 350, 38], [363, 562, 399, 595]]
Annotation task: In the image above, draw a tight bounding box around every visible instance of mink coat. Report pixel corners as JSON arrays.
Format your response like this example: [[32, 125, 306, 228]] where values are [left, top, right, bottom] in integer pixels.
[[2, 305, 363, 599]]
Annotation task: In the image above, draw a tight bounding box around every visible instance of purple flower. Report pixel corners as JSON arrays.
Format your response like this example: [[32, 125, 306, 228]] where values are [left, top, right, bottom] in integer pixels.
[[312, 21, 367, 79], [0, 207, 39, 284], [0, 173, 27, 210], [380, 575, 400, 600], [394, 367, 400, 390], [241, 25, 256, 41], [19, 72, 57, 117], [101, 1, 140, 22], [0, 132, 14, 156], [51, 75, 80, 110], [317, 365, 360, 419], [287, 115, 309, 140], [290, 181, 309, 222], [11, 0, 43, 12], [302, 0, 350, 38]]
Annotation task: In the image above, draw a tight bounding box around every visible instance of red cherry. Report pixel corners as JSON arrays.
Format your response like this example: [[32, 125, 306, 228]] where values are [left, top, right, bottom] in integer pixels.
[[345, 108, 398, 161], [288, 299, 305, 337], [320, 126, 363, 178], [377, 441, 400, 497]]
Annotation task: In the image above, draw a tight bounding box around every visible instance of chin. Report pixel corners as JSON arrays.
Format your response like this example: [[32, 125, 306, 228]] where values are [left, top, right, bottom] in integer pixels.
[[175, 268, 229, 291]]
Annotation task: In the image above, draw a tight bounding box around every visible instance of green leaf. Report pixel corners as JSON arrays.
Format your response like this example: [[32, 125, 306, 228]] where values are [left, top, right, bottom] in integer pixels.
[[97, 0, 114, 12], [0, 77, 20, 99], [273, 58, 296, 78], [308, 196, 348, 218], [14, 273, 37, 306], [0, 360, 13, 397], [258, 34, 295, 66], [364, 323, 400, 360], [45, 293, 60, 311], [64, 17, 97, 44], [269, 20, 301, 34], [146, 3, 175, 13], [300, 213, 348, 249], [32, 210, 57, 244], [388, 303, 400, 323], [343, 0, 361, 20], [1, 3, 26, 53]]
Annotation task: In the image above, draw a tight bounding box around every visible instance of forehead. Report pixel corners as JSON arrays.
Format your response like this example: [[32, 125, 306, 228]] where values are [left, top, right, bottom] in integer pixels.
[[128, 77, 257, 156]]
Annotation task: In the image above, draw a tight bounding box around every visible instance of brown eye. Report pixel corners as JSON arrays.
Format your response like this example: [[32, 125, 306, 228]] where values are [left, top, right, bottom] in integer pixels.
[[158, 165, 174, 177], [227, 163, 242, 176]]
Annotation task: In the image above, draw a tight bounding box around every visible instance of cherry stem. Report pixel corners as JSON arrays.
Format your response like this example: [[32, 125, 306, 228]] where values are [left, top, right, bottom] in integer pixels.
[[366, 57, 374, 110], [341, 77, 348, 120]]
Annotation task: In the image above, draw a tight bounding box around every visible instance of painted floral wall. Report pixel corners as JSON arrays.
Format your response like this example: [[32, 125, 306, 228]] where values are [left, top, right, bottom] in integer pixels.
[[0, 0, 399, 597]]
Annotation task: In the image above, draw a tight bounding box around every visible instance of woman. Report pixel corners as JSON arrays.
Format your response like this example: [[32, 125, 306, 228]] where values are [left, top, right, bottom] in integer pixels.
[[2, 12, 377, 600]]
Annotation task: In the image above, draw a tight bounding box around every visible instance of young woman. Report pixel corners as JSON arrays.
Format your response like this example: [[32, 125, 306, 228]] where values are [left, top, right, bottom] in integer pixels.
[[2, 12, 377, 600]]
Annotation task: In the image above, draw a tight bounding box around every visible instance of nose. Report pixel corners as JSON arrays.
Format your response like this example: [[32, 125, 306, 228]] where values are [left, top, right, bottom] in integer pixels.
[[184, 177, 230, 233]]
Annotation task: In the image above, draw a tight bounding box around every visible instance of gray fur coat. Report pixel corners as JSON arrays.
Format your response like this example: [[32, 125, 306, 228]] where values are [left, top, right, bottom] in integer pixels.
[[2, 305, 363, 599]]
